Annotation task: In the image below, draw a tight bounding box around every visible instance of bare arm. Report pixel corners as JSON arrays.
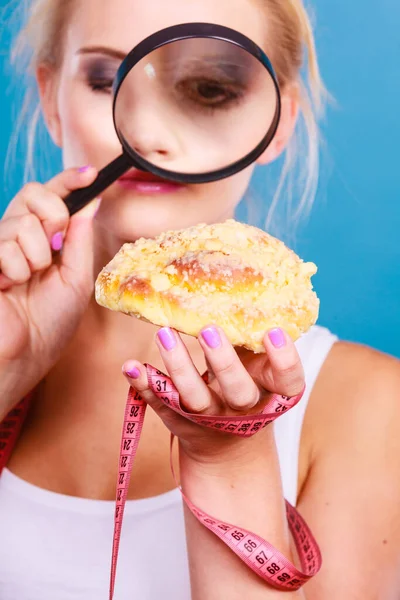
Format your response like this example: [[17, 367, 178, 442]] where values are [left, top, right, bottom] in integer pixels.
[[0, 357, 33, 421], [180, 432, 305, 600], [297, 342, 400, 599]]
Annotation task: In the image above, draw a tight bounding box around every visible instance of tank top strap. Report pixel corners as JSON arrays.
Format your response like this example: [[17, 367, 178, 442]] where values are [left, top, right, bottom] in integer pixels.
[[274, 325, 338, 504]]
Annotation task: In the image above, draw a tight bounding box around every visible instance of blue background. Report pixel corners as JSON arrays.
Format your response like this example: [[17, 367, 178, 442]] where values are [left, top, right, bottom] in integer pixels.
[[0, 0, 399, 357]]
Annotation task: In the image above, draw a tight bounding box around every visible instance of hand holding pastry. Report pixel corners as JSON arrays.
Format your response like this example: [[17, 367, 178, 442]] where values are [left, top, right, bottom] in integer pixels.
[[122, 324, 305, 461]]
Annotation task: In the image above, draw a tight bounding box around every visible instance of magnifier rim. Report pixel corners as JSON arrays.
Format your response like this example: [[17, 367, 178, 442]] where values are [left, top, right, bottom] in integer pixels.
[[112, 22, 282, 184]]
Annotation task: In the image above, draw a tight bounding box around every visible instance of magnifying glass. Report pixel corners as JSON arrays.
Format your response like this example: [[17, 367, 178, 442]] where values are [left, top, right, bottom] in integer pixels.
[[64, 23, 281, 216]]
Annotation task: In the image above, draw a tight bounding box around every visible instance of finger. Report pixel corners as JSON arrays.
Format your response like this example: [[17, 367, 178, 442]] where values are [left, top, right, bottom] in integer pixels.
[[0, 214, 52, 273], [0, 240, 31, 285], [155, 328, 213, 413], [122, 361, 166, 415], [4, 182, 69, 242], [4, 166, 97, 241], [59, 197, 100, 288], [44, 165, 97, 199], [0, 274, 14, 291], [198, 326, 260, 411], [258, 328, 305, 398]]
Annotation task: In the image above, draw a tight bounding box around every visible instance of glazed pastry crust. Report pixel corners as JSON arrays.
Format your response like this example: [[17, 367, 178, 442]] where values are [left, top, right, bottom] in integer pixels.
[[95, 219, 319, 353]]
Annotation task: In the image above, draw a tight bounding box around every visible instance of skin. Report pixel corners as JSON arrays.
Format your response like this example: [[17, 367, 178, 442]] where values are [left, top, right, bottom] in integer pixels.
[[1, 0, 400, 598]]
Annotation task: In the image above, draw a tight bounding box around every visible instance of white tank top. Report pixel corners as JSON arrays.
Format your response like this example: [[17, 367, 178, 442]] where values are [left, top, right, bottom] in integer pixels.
[[0, 325, 337, 600]]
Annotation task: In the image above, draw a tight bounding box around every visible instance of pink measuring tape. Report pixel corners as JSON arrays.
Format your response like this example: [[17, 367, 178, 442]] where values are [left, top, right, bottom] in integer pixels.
[[0, 364, 322, 598]]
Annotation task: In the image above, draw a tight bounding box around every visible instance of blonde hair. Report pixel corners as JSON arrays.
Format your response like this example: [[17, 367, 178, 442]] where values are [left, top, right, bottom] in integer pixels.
[[5, 0, 327, 230]]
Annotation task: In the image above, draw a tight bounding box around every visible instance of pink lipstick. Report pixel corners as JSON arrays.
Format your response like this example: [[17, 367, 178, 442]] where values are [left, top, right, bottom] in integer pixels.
[[118, 169, 185, 194]]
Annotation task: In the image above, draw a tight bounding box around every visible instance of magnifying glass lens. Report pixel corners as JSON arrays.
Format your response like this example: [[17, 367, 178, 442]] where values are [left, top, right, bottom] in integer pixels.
[[114, 37, 279, 175]]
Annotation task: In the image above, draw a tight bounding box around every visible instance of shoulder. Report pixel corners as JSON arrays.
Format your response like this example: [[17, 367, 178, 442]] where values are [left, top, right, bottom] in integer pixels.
[[309, 339, 400, 430], [300, 339, 400, 491]]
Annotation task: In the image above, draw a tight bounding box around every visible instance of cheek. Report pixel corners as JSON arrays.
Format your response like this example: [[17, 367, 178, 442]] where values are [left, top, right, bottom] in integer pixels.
[[57, 80, 119, 168]]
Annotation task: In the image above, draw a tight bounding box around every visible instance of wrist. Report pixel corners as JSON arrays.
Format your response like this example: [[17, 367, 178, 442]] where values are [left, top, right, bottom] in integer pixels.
[[178, 426, 276, 474], [0, 358, 37, 421], [178, 427, 293, 557]]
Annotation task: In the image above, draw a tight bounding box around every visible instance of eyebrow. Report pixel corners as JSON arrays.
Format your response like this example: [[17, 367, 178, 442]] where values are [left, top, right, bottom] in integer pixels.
[[77, 46, 127, 60]]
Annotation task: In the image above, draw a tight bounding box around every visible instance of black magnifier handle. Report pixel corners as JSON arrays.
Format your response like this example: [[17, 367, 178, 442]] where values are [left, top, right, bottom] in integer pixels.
[[64, 152, 131, 216]]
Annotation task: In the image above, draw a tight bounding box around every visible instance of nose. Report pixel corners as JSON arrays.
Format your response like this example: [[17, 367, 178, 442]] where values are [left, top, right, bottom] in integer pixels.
[[129, 111, 177, 163], [114, 79, 182, 167]]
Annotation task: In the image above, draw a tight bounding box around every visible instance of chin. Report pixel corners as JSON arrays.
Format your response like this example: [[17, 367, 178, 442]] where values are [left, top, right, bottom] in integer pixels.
[[96, 202, 197, 246], [96, 189, 231, 244]]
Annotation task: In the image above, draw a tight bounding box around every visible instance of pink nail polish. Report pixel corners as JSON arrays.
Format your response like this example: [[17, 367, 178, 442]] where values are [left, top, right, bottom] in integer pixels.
[[51, 232, 63, 252], [123, 364, 140, 379], [78, 165, 91, 173], [268, 328, 286, 349], [201, 326, 221, 349], [157, 327, 177, 351], [127, 367, 140, 379]]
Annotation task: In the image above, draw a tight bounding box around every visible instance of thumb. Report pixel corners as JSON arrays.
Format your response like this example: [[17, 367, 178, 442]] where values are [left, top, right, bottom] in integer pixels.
[[60, 197, 101, 286]]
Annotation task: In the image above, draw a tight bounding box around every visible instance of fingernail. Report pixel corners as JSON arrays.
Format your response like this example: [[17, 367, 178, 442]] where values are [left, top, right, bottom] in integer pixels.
[[51, 232, 63, 252], [157, 327, 177, 351], [268, 328, 286, 349], [78, 165, 91, 173], [201, 326, 221, 349], [123, 364, 141, 379]]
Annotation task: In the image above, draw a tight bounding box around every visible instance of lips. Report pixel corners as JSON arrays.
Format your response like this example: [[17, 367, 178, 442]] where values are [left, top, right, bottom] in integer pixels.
[[118, 169, 172, 184], [117, 168, 185, 193]]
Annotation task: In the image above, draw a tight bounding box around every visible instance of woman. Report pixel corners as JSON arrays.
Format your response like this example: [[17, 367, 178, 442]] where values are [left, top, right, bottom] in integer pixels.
[[1, 0, 400, 598]]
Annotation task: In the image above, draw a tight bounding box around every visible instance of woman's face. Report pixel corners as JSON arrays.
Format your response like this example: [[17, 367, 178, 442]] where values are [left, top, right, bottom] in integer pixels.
[[40, 0, 294, 243]]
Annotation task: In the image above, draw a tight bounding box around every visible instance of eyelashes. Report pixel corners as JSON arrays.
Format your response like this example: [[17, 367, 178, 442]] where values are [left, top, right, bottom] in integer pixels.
[[88, 78, 114, 93], [84, 60, 118, 94]]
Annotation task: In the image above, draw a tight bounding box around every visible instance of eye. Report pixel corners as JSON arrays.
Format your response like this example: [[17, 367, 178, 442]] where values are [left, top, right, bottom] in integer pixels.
[[88, 78, 114, 94], [177, 78, 243, 109], [195, 81, 229, 102]]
